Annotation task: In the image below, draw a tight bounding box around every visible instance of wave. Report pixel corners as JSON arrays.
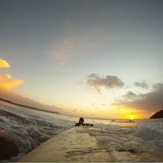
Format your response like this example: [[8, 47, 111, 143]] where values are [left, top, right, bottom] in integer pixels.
[[1, 102, 163, 162], [0, 104, 72, 162]]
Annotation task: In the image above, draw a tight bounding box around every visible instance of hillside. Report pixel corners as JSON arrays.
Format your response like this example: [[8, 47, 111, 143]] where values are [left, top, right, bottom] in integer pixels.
[[150, 110, 163, 119]]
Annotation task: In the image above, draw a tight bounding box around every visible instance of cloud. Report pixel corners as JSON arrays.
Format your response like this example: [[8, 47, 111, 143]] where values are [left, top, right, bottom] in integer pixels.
[[50, 39, 77, 68], [123, 91, 138, 99], [0, 73, 23, 90], [116, 83, 163, 112], [0, 59, 23, 90], [0, 73, 61, 113], [0, 58, 10, 68], [48, 24, 117, 68], [134, 81, 149, 89], [49, 38, 92, 68], [87, 73, 125, 93], [0, 58, 62, 113]]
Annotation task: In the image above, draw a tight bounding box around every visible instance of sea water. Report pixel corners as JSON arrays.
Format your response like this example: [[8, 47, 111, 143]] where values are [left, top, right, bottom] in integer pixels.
[[0, 101, 75, 162], [88, 119, 163, 162], [0, 101, 163, 162]]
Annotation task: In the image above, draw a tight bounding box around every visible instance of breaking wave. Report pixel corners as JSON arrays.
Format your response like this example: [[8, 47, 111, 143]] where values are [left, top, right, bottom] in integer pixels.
[[0, 102, 73, 162], [0, 101, 163, 162]]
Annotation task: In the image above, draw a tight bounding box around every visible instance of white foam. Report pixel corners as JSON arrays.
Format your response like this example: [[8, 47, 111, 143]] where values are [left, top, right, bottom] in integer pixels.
[[1, 102, 163, 162], [0, 103, 73, 162], [88, 119, 163, 161], [96, 135, 118, 145], [135, 119, 163, 147]]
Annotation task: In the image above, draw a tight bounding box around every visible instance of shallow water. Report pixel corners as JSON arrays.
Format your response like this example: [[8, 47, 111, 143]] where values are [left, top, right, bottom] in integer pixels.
[[0, 101, 163, 162]]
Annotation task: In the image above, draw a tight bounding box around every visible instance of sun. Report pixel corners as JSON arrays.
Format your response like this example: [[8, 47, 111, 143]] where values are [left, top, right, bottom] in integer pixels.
[[124, 114, 136, 120], [130, 115, 134, 120]]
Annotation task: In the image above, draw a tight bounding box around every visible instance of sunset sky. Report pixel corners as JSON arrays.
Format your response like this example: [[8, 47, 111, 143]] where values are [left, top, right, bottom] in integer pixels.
[[0, 0, 163, 119]]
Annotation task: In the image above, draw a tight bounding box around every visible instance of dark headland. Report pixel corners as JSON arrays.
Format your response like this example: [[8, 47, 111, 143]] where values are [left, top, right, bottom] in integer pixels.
[[150, 110, 163, 119]]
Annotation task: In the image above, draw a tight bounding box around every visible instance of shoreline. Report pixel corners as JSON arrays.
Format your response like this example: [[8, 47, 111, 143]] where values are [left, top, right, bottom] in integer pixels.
[[0, 98, 59, 115]]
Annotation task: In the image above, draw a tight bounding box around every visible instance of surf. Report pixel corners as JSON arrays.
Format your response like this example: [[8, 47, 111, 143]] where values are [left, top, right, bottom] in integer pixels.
[[1, 101, 163, 162]]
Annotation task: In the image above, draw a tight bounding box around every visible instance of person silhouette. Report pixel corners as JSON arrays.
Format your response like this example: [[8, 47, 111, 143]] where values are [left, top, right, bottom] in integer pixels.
[[75, 117, 94, 126], [75, 117, 84, 126]]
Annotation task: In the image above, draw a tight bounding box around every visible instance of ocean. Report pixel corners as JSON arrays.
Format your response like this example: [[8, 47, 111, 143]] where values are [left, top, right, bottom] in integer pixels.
[[0, 101, 163, 162]]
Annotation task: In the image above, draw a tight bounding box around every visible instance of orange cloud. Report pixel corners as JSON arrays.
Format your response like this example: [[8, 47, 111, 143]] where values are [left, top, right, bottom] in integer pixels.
[[0, 58, 10, 68], [0, 73, 23, 90]]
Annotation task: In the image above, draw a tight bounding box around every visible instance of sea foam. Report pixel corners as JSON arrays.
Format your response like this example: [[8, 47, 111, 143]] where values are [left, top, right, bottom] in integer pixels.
[[0, 103, 73, 162]]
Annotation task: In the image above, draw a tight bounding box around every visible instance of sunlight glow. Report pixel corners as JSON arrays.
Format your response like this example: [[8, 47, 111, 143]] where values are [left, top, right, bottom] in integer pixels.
[[130, 115, 134, 120]]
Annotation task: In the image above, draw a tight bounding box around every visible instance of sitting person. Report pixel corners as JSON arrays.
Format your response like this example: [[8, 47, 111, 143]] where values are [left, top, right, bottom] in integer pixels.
[[75, 117, 94, 126]]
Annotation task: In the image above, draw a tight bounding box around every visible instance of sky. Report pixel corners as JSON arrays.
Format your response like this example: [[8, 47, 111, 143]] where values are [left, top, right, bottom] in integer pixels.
[[0, 0, 163, 119]]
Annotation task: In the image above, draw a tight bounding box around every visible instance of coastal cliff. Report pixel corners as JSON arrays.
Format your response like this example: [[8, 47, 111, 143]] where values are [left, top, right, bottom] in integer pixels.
[[150, 110, 163, 119]]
